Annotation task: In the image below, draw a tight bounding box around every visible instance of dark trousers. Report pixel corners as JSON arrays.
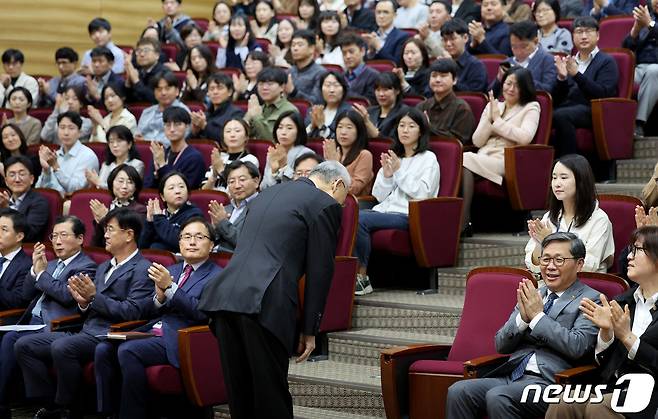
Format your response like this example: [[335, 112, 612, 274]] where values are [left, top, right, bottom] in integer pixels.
[[212, 312, 292, 419], [552, 104, 592, 157], [0, 329, 40, 403]]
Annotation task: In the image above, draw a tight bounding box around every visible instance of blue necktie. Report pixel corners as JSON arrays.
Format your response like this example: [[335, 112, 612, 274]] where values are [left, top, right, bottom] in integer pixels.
[[31, 260, 66, 319], [510, 292, 559, 381]]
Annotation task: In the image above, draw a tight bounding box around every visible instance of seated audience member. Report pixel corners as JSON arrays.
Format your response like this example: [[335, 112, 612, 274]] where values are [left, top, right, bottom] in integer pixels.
[[141, 171, 204, 252], [581, 0, 638, 19], [642, 161, 658, 214], [87, 126, 145, 189], [0, 124, 41, 181], [95, 216, 221, 418], [503, 0, 532, 22], [322, 110, 374, 195], [135, 71, 191, 147], [0, 209, 32, 309], [0, 156, 49, 243], [316, 11, 346, 68], [215, 13, 263, 72], [0, 216, 97, 417], [343, 0, 377, 32], [180, 44, 217, 102], [233, 50, 272, 101], [552, 16, 619, 157], [441, 19, 488, 93], [4, 87, 42, 146], [201, 119, 260, 191], [155, 0, 193, 48], [355, 72, 409, 139], [525, 154, 614, 273], [292, 152, 324, 179], [468, 0, 513, 55], [534, 0, 574, 54], [80, 17, 125, 75], [245, 67, 299, 141], [623, 1, 658, 137], [168, 23, 204, 71], [271, 18, 296, 68], [446, 232, 600, 419], [125, 38, 166, 104], [191, 73, 244, 141], [394, 38, 431, 97], [354, 108, 440, 295], [144, 107, 205, 189], [209, 161, 261, 252], [338, 32, 379, 105], [363, 0, 411, 64], [547, 226, 658, 418], [15, 208, 153, 419], [560, 0, 585, 17], [84, 46, 125, 106], [261, 111, 313, 188], [35, 111, 100, 196], [41, 86, 93, 144], [251, 0, 279, 43], [287, 30, 328, 105], [417, 58, 476, 144], [418, 0, 452, 59], [0, 49, 39, 109], [202, 1, 232, 42], [462, 67, 540, 234], [452, 0, 481, 23], [88, 82, 137, 143], [394, 0, 430, 28], [38, 47, 85, 108], [489, 21, 557, 96], [306, 71, 353, 138]]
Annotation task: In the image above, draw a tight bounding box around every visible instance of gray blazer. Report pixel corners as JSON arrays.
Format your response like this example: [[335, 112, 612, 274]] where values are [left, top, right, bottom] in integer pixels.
[[493, 280, 600, 382], [215, 202, 248, 252]]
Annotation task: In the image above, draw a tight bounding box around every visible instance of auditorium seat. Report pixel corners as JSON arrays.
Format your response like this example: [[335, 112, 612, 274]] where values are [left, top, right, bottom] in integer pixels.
[[474, 54, 507, 84], [189, 139, 218, 168], [173, 71, 187, 87], [598, 193, 643, 273], [321, 64, 343, 73], [34, 188, 64, 241], [135, 140, 154, 176], [456, 92, 488, 122], [205, 41, 219, 61], [209, 251, 232, 268], [137, 188, 162, 206], [305, 138, 323, 155], [22, 242, 55, 260], [346, 97, 370, 108], [247, 139, 272, 176], [577, 271, 628, 300], [68, 189, 112, 246], [365, 59, 396, 73], [216, 65, 240, 78], [290, 98, 312, 120], [29, 108, 52, 124], [254, 37, 272, 53], [191, 17, 209, 32], [127, 103, 152, 120], [189, 190, 230, 222], [80, 246, 112, 265], [233, 100, 248, 113], [598, 16, 635, 49], [402, 95, 426, 107], [366, 137, 394, 178], [161, 43, 178, 62], [86, 142, 106, 166], [141, 249, 177, 266]]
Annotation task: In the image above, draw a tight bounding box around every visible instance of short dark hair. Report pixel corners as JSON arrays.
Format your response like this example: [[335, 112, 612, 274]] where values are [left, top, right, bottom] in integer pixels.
[[573, 16, 599, 31], [224, 160, 260, 181], [430, 0, 452, 15], [101, 81, 128, 107], [207, 72, 234, 94], [88, 17, 112, 34], [257, 67, 287, 85], [4, 155, 33, 176], [374, 72, 403, 105], [294, 152, 324, 170], [0, 125, 28, 160], [57, 111, 83, 129], [502, 66, 536, 105], [320, 71, 348, 105], [246, 50, 272, 68], [150, 70, 180, 89], [55, 47, 79, 63], [54, 215, 86, 237], [429, 57, 458, 78], [180, 23, 203, 41], [509, 20, 539, 41], [391, 108, 430, 157], [273, 110, 307, 146], [163, 106, 191, 125], [158, 171, 190, 195], [2, 49, 24, 64], [137, 37, 161, 53], [105, 208, 143, 242], [90, 46, 114, 62], [541, 232, 586, 260], [292, 29, 317, 46], [180, 216, 216, 242], [0, 208, 26, 235], [631, 226, 658, 264], [162, 0, 182, 3], [376, 0, 398, 10], [548, 154, 597, 229], [337, 31, 368, 50], [440, 18, 468, 37], [8, 87, 33, 107], [104, 125, 140, 164], [107, 164, 143, 200], [533, 0, 561, 22]]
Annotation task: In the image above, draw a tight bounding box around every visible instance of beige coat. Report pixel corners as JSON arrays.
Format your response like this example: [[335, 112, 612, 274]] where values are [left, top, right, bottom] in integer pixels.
[[463, 100, 540, 185]]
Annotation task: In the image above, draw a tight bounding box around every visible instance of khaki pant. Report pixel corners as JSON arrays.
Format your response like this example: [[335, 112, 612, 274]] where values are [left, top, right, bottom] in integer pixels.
[[545, 393, 623, 419]]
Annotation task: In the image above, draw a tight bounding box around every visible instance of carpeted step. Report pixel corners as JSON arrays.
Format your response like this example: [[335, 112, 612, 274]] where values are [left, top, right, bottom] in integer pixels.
[[634, 137, 658, 159], [596, 183, 644, 198], [457, 242, 526, 267], [616, 158, 655, 184], [215, 404, 383, 419]]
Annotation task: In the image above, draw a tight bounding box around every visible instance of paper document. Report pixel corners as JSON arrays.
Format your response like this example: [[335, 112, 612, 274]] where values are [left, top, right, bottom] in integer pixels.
[[0, 324, 46, 332]]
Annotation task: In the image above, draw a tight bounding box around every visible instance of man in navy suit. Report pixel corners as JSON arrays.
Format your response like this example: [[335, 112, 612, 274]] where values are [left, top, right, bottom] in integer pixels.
[[363, 0, 410, 65], [84, 46, 124, 106], [339, 32, 380, 104], [468, 0, 512, 55], [15, 209, 153, 419], [0, 209, 32, 311], [441, 19, 488, 93], [0, 156, 49, 243], [0, 216, 96, 419], [552, 16, 619, 157], [94, 216, 221, 418]]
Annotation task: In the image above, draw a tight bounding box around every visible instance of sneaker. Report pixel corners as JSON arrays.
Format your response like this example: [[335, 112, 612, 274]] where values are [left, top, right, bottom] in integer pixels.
[[635, 122, 645, 138], [355, 274, 374, 296]]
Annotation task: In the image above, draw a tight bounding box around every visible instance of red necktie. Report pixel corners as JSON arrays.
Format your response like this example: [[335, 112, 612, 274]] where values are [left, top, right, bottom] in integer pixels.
[[178, 264, 194, 288]]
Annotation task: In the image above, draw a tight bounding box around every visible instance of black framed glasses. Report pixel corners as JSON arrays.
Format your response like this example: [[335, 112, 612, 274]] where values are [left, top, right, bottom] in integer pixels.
[[630, 244, 647, 258]]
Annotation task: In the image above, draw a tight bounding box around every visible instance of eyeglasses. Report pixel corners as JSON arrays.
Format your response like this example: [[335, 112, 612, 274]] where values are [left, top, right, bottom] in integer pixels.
[[135, 47, 156, 54], [294, 170, 313, 178], [630, 244, 647, 258], [180, 233, 211, 242], [539, 256, 578, 267], [6, 171, 30, 179], [104, 225, 126, 234], [49, 232, 74, 241]]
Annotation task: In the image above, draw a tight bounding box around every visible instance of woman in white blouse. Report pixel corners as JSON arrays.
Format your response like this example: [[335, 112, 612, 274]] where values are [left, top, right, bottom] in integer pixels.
[[250, 0, 279, 44], [88, 82, 137, 143], [86, 125, 145, 189], [354, 108, 440, 295], [316, 11, 345, 69], [525, 154, 614, 273]]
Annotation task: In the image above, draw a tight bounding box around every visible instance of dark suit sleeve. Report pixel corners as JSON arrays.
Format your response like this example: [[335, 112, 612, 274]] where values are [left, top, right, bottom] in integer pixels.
[[301, 203, 342, 336], [22, 193, 49, 243], [130, 80, 156, 104], [535, 55, 557, 93], [156, 151, 206, 189], [35, 260, 98, 306], [572, 55, 619, 99], [143, 157, 156, 189], [168, 283, 210, 322], [602, 0, 637, 16], [91, 261, 153, 322], [0, 256, 32, 308]]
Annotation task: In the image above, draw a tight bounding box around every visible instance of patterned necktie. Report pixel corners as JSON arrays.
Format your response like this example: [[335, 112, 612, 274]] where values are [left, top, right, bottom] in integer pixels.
[[510, 292, 559, 381], [32, 260, 66, 319], [178, 264, 194, 288]]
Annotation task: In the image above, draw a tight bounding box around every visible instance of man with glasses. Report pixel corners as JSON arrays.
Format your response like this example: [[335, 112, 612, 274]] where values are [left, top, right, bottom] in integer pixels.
[[446, 232, 601, 419], [94, 216, 220, 418], [15, 209, 153, 419], [125, 37, 165, 104]]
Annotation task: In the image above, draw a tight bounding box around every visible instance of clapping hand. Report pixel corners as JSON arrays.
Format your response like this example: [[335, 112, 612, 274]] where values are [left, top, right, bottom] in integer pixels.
[[148, 262, 174, 290], [487, 91, 501, 122], [609, 300, 633, 344], [85, 168, 101, 188], [267, 144, 287, 173], [245, 94, 262, 121], [67, 274, 96, 308], [89, 199, 109, 223], [468, 21, 485, 46], [580, 294, 613, 337], [146, 198, 164, 222], [211, 148, 225, 175], [322, 138, 340, 161], [381, 150, 401, 178], [208, 200, 229, 224], [635, 205, 658, 227], [527, 218, 551, 243], [150, 141, 166, 169], [310, 105, 325, 129], [0, 190, 10, 208], [32, 242, 49, 276], [517, 279, 544, 322]]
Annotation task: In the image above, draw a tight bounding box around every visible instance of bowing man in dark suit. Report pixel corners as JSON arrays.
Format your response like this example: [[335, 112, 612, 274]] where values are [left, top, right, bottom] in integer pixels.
[[198, 161, 350, 419], [446, 232, 601, 419], [547, 226, 658, 419], [15, 209, 153, 419], [0, 156, 49, 243], [94, 217, 221, 418], [0, 209, 32, 311], [0, 216, 96, 418], [363, 0, 411, 65]]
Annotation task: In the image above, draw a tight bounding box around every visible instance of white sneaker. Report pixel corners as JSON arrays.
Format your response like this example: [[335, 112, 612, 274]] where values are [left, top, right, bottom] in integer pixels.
[[354, 274, 374, 296]]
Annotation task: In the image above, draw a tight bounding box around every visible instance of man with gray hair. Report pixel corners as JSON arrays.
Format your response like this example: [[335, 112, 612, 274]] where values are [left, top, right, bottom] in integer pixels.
[[199, 161, 350, 419], [446, 232, 601, 419]]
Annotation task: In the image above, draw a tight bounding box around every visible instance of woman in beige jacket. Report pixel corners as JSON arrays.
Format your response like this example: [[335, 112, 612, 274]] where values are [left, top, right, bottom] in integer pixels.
[[462, 66, 540, 234]]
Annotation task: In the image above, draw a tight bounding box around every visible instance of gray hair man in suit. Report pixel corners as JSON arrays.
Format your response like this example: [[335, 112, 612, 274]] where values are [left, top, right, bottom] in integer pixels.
[[208, 160, 260, 253], [446, 232, 601, 419]]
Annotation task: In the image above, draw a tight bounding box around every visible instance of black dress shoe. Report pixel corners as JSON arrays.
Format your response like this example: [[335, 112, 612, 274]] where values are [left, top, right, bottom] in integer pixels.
[[32, 407, 61, 419], [461, 222, 474, 238]]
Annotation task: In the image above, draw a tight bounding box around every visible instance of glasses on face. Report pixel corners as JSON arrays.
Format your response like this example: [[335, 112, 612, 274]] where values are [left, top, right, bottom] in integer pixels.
[[539, 256, 578, 267], [114, 177, 135, 186], [573, 28, 597, 36], [179, 233, 211, 242], [294, 170, 312, 178], [630, 244, 647, 258], [104, 225, 126, 234], [49, 232, 74, 241], [227, 176, 252, 186], [135, 47, 155, 54], [6, 170, 29, 179]]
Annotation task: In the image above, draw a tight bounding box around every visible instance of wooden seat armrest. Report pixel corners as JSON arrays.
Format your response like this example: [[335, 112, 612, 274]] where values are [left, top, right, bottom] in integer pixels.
[[381, 344, 451, 360], [555, 364, 599, 385], [50, 314, 83, 331], [0, 308, 26, 326], [178, 325, 211, 335], [463, 354, 510, 378], [357, 195, 377, 203], [110, 320, 149, 332]]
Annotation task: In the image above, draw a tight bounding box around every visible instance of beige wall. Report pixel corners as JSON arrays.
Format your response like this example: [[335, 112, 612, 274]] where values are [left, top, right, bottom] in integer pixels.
[[0, 0, 214, 75]]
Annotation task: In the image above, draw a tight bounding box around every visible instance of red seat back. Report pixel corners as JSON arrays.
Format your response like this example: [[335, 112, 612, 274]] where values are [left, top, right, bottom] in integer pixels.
[[84, 246, 112, 265], [290, 98, 311, 120], [233, 100, 248, 113], [188, 139, 217, 168], [429, 137, 462, 198], [209, 251, 232, 268], [598, 194, 642, 273], [116, 44, 134, 54], [534, 91, 553, 145], [322, 64, 343, 73], [128, 103, 152, 120], [319, 256, 358, 333], [366, 138, 394, 177], [557, 19, 573, 32], [187, 102, 205, 114], [161, 43, 178, 62], [475, 54, 507, 84], [254, 37, 271, 53], [23, 243, 55, 260], [336, 195, 359, 256], [69, 189, 112, 246], [141, 249, 177, 267], [400, 28, 419, 37], [577, 272, 628, 300], [205, 42, 220, 61], [134, 140, 154, 176], [33, 188, 63, 242], [173, 71, 187, 88], [137, 188, 163, 206], [456, 92, 488, 122], [603, 47, 635, 99], [306, 139, 323, 155], [402, 95, 426, 108], [599, 17, 635, 49], [29, 108, 52, 125], [217, 66, 240, 78], [247, 140, 272, 177], [86, 142, 106, 166], [346, 97, 370, 108], [189, 190, 230, 222], [192, 17, 209, 32], [365, 59, 396, 73]]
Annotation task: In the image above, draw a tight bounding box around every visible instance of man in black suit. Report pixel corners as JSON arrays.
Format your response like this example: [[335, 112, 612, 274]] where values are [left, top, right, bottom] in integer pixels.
[[84, 46, 124, 106], [343, 0, 377, 32], [0, 156, 49, 243], [0, 209, 32, 310], [15, 209, 153, 419], [198, 161, 351, 419]]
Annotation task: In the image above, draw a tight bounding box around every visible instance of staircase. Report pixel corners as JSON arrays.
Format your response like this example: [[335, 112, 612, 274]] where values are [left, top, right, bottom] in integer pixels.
[[213, 137, 657, 419]]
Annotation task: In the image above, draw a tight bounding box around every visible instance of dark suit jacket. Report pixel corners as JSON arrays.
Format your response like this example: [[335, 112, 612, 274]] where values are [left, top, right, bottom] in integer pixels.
[[347, 64, 380, 105], [196, 101, 245, 142], [144, 145, 206, 189], [20, 252, 97, 331], [80, 252, 153, 336], [469, 20, 512, 56], [367, 101, 410, 139], [129, 62, 166, 104], [346, 6, 377, 32], [198, 177, 342, 354], [490, 46, 558, 96], [455, 51, 488, 93], [454, 0, 482, 23], [140, 202, 204, 253], [17, 189, 49, 243], [215, 201, 250, 252], [370, 28, 411, 64], [623, 23, 658, 65], [581, 0, 638, 18], [553, 50, 619, 108], [0, 249, 32, 310]]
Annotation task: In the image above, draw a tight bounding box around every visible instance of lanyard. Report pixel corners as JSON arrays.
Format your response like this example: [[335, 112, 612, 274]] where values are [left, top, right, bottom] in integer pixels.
[[557, 216, 574, 233]]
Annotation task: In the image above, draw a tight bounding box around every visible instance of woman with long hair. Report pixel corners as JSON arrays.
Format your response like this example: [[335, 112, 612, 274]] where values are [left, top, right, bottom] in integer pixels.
[[306, 71, 352, 138], [316, 11, 345, 68], [297, 0, 321, 30], [251, 0, 279, 43], [181, 44, 218, 103], [271, 18, 297, 67], [215, 13, 262, 72], [203, 1, 232, 42], [0, 123, 41, 181], [394, 38, 431, 97], [86, 125, 145, 189], [353, 72, 409, 139]]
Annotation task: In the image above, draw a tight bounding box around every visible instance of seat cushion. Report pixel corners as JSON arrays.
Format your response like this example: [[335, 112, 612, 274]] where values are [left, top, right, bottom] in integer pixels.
[[410, 359, 464, 375], [371, 229, 412, 256], [146, 365, 183, 395]]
